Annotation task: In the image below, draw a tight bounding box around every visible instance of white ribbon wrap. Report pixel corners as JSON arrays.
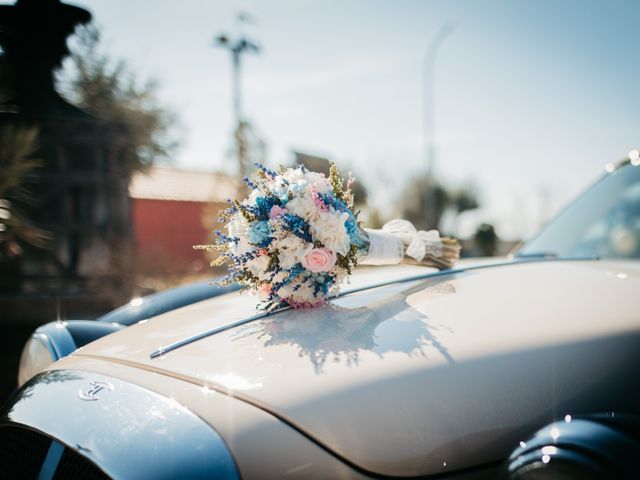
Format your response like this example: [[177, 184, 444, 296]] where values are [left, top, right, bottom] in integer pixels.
[[359, 229, 404, 265], [382, 219, 443, 261], [360, 219, 443, 265]]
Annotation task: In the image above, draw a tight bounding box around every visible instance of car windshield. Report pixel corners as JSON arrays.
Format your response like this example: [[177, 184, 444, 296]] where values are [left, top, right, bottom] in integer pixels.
[[518, 162, 640, 260]]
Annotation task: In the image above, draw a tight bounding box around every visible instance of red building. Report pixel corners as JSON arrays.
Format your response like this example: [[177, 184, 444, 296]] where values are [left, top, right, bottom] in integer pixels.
[[129, 167, 237, 279]]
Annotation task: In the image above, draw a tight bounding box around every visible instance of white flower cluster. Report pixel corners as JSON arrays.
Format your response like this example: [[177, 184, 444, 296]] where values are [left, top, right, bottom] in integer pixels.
[[219, 164, 359, 308]]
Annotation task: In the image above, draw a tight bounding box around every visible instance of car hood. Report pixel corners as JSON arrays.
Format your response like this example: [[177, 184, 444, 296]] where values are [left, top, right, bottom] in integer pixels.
[[65, 259, 640, 477]]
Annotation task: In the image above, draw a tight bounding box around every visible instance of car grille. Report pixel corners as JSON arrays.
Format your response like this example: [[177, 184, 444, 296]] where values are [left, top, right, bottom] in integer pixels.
[[0, 425, 110, 479]]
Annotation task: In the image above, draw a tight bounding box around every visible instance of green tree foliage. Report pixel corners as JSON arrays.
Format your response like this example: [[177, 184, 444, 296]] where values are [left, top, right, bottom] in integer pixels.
[[0, 126, 50, 259], [450, 186, 479, 215], [474, 223, 499, 256], [57, 24, 179, 173], [399, 175, 450, 231], [398, 174, 478, 232]]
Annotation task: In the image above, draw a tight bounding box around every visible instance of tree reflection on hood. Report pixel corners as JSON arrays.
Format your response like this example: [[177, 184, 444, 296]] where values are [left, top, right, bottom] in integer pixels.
[[233, 279, 456, 373]]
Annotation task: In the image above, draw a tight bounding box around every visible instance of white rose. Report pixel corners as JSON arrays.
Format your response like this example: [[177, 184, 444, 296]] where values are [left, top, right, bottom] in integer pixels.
[[283, 168, 306, 184], [276, 284, 292, 299], [288, 281, 315, 303], [276, 279, 316, 305], [276, 236, 313, 269], [309, 211, 351, 256], [286, 195, 319, 223], [306, 172, 330, 194], [247, 254, 270, 278]]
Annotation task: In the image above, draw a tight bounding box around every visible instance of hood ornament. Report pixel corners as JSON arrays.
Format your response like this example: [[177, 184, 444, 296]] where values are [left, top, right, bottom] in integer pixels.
[[78, 381, 113, 401]]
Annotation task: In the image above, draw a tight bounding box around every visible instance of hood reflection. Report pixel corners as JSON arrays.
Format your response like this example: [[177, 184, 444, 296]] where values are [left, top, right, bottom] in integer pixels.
[[233, 279, 456, 373]]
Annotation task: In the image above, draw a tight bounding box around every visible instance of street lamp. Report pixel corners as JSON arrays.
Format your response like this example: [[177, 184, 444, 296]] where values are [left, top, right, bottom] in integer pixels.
[[423, 23, 455, 179], [422, 23, 455, 229]]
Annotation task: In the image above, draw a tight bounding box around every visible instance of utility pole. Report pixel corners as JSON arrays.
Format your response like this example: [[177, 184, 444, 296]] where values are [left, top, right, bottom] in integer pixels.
[[215, 13, 260, 177], [423, 23, 454, 179], [422, 24, 454, 229]]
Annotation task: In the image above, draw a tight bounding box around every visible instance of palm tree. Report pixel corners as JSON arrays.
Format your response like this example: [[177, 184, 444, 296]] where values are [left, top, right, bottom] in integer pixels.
[[0, 125, 50, 261]]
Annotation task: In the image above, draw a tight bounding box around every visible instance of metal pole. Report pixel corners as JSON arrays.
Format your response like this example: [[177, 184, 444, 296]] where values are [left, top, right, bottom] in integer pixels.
[[215, 19, 259, 177], [423, 24, 455, 179], [422, 24, 454, 229], [231, 47, 242, 129]]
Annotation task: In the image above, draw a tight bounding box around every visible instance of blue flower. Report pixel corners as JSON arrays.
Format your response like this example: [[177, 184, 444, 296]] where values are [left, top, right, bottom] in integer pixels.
[[345, 218, 357, 239], [319, 192, 349, 213], [281, 214, 312, 242], [247, 221, 271, 245], [242, 176, 258, 190], [254, 163, 277, 178], [255, 196, 279, 219]]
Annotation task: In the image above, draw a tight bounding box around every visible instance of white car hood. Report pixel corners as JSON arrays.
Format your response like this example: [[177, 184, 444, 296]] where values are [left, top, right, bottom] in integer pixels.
[[70, 260, 640, 477]]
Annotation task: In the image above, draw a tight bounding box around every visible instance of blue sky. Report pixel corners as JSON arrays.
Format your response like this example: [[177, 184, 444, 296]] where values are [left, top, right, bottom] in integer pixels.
[[7, 0, 639, 239]]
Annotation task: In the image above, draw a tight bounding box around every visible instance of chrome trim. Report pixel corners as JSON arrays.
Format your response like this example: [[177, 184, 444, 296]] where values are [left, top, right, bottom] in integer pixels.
[[35, 323, 76, 361], [507, 415, 640, 478], [149, 308, 288, 359], [2, 370, 240, 479], [33, 321, 76, 361], [35, 320, 125, 361], [38, 440, 64, 480], [31, 332, 58, 360], [77, 380, 113, 401], [149, 257, 592, 359]]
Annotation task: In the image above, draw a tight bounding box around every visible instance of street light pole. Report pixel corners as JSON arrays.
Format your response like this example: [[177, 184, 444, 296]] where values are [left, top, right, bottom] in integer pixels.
[[422, 23, 454, 229], [215, 15, 259, 176], [423, 23, 455, 179]]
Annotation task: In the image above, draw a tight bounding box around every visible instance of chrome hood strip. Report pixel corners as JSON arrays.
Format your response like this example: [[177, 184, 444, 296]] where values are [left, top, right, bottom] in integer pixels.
[[149, 309, 287, 358], [147, 257, 590, 359]]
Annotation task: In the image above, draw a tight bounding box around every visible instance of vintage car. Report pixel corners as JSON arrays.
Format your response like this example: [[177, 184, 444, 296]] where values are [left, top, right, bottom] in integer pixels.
[[2, 157, 640, 479]]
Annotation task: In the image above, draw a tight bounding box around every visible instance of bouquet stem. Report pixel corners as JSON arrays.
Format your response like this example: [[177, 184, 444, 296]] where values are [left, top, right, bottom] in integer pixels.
[[358, 220, 460, 270]]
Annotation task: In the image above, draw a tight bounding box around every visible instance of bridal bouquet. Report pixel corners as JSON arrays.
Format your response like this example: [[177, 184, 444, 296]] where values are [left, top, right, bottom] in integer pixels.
[[197, 163, 460, 309]]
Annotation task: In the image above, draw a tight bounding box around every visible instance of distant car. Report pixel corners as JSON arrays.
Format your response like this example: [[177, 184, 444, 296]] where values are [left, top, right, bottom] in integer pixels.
[[3, 159, 640, 479]]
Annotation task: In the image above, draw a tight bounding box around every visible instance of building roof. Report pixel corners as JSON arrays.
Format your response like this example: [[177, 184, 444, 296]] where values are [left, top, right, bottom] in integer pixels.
[[129, 166, 238, 203]]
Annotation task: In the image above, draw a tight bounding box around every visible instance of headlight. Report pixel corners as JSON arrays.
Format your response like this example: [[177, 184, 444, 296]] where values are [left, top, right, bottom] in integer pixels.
[[506, 415, 639, 479], [17, 333, 56, 387], [16, 320, 121, 388]]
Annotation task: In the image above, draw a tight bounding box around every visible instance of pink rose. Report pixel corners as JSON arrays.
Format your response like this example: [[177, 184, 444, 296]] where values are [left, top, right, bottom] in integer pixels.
[[301, 247, 336, 273], [269, 205, 287, 219], [257, 283, 273, 301]]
